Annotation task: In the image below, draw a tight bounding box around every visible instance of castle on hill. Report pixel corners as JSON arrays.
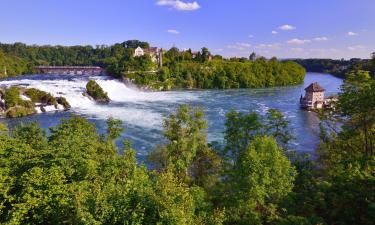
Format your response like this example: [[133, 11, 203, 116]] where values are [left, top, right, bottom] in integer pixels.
[[134, 46, 163, 67]]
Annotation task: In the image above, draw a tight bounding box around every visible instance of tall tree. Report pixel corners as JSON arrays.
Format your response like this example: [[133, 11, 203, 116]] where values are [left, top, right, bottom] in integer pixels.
[[148, 105, 221, 187], [223, 136, 296, 224]]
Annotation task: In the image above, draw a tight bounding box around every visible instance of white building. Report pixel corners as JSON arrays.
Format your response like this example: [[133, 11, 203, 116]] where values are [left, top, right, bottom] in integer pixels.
[[300, 82, 325, 109], [134, 47, 145, 57], [133, 46, 163, 67]]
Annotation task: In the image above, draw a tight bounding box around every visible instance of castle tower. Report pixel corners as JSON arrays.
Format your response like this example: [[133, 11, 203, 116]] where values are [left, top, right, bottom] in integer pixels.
[[300, 82, 325, 109]]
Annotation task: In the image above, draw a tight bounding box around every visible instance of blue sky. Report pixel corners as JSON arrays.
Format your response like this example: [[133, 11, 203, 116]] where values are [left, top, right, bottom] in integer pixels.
[[1, 0, 374, 59]]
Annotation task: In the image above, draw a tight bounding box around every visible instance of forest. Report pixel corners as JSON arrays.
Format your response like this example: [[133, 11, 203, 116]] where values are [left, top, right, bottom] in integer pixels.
[[132, 48, 305, 90], [292, 56, 374, 78], [0, 41, 306, 90], [0, 68, 374, 224]]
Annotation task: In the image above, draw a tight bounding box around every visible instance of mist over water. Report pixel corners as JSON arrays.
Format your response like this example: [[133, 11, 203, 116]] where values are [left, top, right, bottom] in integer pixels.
[[0, 73, 343, 160]]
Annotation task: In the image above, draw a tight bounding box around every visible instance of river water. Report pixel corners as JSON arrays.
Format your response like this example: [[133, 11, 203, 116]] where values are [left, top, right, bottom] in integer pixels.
[[0, 73, 343, 160]]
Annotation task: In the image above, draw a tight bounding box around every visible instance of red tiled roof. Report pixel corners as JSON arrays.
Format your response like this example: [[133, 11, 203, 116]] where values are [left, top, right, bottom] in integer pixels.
[[305, 82, 325, 92]]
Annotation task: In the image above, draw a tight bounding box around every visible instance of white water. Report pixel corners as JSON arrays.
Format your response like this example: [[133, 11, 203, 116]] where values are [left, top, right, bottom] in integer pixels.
[[0, 75, 197, 128]]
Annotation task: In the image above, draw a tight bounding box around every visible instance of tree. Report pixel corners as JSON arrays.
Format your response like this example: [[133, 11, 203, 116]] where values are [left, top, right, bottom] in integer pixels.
[[223, 109, 292, 162], [371, 52, 375, 77], [12, 122, 47, 150], [321, 70, 375, 162], [249, 52, 257, 61], [0, 123, 7, 132], [224, 110, 262, 163], [201, 47, 210, 62], [264, 109, 293, 147], [106, 117, 123, 144], [148, 105, 221, 187], [224, 136, 296, 224], [274, 70, 375, 225], [123, 40, 150, 49]]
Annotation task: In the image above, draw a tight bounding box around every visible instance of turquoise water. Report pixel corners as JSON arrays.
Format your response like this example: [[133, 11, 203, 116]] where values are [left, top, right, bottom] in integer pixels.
[[0, 72, 343, 160]]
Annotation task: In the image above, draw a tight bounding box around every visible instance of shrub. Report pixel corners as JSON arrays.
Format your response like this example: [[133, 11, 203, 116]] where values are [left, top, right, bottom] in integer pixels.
[[4, 87, 21, 109], [56, 97, 71, 110], [6, 106, 35, 118], [24, 88, 57, 106]]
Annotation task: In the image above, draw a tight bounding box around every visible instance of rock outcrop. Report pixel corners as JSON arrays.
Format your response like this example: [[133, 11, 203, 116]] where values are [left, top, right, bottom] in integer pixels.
[[84, 80, 110, 103], [0, 86, 70, 118]]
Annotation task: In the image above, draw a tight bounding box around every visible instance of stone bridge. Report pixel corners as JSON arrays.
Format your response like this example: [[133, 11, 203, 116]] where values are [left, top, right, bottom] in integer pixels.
[[35, 66, 104, 75]]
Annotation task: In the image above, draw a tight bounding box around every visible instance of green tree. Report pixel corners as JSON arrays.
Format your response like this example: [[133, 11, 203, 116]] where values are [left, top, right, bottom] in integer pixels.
[[224, 111, 262, 163], [201, 47, 210, 63], [370, 52, 375, 77], [106, 117, 123, 144], [224, 136, 296, 224], [149, 105, 221, 187], [264, 109, 293, 147]]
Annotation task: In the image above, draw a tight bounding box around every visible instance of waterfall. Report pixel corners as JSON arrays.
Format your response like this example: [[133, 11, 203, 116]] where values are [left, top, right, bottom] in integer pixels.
[[0, 74, 197, 128]]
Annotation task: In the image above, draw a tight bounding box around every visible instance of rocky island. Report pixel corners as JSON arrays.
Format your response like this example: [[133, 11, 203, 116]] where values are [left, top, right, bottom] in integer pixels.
[[84, 80, 110, 103], [0, 86, 70, 118]]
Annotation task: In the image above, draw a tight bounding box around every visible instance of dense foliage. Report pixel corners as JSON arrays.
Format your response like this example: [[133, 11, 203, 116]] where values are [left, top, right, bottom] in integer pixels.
[[0, 49, 30, 77], [85, 80, 110, 103], [0, 41, 157, 78], [292, 56, 374, 78], [132, 48, 306, 90]]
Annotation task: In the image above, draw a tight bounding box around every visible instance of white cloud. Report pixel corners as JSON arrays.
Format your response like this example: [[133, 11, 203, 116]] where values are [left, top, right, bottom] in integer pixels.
[[255, 43, 281, 50], [167, 29, 180, 34], [310, 48, 339, 53], [287, 38, 311, 45], [347, 31, 358, 36], [215, 48, 224, 52], [278, 24, 296, 30], [236, 42, 251, 47], [271, 30, 278, 35], [314, 37, 328, 41], [157, 0, 200, 11], [347, 45, 365, 51], [291, 48, 304, 52], [227, 42, 252, 50], [248, 34, 254, 38]]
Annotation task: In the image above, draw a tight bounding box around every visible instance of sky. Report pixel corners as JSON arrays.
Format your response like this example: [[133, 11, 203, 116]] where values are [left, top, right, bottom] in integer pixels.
[[0, 0, 374, 59]]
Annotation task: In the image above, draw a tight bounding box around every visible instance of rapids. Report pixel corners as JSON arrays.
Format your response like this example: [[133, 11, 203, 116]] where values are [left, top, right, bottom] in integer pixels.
[[0, 73, 343, 160]]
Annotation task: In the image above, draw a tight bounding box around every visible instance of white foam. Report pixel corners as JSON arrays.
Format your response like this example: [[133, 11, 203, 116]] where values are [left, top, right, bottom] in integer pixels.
[[0, 76, 197, 129], [20, 95, 31, 101], [56, 104, 64, 110], [43, 105, 58, 112], [34, 107, 42, 113]]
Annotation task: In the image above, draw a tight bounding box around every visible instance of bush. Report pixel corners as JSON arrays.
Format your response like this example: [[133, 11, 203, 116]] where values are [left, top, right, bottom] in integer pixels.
[[56, 97, 71, 110], [85, 80, 110, 103], [2, 87, 69, 118], [24, 88, 57, 106], [6, 106, 36, 118], [4, 87, 22, 109]]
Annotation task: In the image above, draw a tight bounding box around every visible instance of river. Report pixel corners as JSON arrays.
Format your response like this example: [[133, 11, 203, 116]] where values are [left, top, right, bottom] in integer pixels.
[[0, 72, 343, 160]]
